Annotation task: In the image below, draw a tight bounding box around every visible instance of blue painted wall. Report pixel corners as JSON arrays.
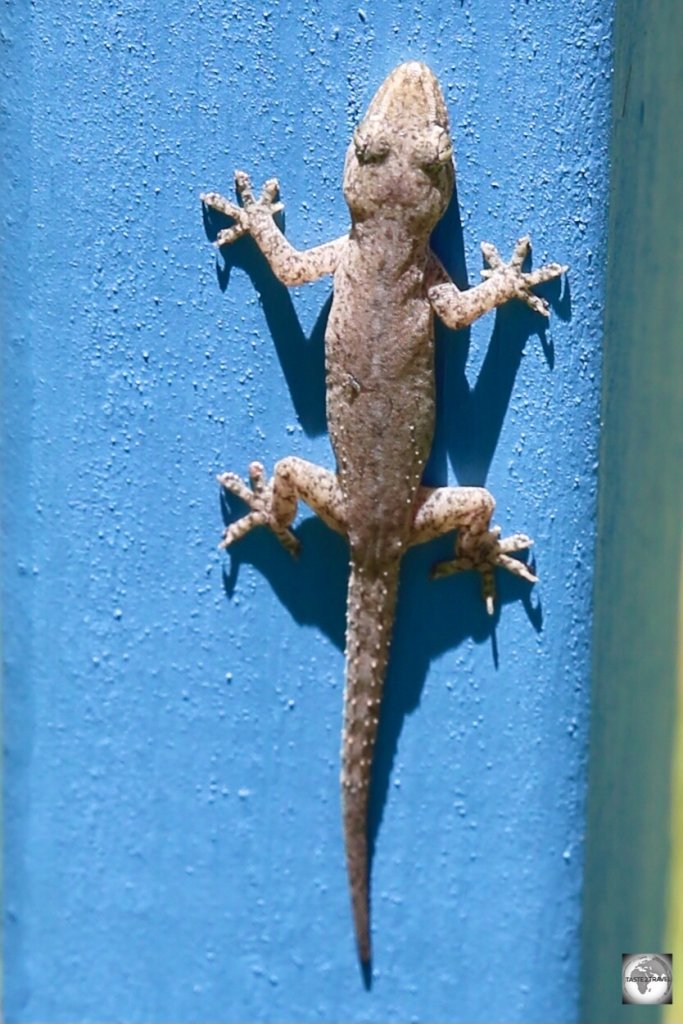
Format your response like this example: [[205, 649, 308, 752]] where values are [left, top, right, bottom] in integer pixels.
[[1, 2, 612, 1021]]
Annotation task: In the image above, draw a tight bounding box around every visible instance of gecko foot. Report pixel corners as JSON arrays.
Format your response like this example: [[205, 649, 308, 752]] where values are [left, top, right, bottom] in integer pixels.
[[480, 236, 568, 317], [431, 526, 537, 615], [217, 461, 300, 556], [201, 172, 284, 248]]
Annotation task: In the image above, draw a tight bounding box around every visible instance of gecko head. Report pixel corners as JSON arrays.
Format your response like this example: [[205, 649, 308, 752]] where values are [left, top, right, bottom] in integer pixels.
[[343, 62, 454, 231]]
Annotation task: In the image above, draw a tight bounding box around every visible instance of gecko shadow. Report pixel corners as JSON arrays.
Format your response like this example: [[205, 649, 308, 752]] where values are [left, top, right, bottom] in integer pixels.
[[208, 182, 567, 979], [427, 190, 571, 487], [203, 203, 329, 438], [220, 494, 541, 984]]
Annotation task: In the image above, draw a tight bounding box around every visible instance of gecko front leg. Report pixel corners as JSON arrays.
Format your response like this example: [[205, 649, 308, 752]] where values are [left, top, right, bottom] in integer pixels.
[[428, 236, 567, 329], [218, 457, 346, 555], [410, 485, 536, 615], [202, 171, 345, 285]]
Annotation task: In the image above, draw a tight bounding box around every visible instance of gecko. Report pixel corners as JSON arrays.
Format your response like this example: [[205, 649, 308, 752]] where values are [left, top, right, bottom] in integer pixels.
[[201, 61, 566, 969]]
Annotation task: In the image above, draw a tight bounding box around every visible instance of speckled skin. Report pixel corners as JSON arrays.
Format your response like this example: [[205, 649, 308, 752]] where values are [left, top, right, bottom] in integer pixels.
[[202, 62, 566, 969]]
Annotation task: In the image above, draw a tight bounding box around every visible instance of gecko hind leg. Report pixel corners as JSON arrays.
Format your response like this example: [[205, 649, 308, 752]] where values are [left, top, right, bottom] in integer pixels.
[[410, 485, 537, 615], [218, 456, 346, 556]]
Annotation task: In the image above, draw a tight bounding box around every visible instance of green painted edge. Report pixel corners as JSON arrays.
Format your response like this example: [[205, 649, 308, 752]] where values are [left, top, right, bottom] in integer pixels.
[[580, 0, 683, 1021], [664, 565, 683, 1024]]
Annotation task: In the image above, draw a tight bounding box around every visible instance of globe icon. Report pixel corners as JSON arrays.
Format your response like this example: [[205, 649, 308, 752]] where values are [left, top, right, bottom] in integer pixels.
[[622, 954, 673, 1005]]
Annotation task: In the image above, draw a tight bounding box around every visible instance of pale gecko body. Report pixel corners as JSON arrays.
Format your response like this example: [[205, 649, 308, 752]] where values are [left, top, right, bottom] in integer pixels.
[[201, 62, 566, 969]]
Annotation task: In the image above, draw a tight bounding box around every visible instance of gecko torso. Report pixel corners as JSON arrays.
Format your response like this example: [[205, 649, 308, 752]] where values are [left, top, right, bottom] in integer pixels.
[[201, 62, 566, 970]]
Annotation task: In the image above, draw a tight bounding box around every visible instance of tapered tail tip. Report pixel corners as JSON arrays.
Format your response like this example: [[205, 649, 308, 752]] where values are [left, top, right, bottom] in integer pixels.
[[360, 951, 373, 988]]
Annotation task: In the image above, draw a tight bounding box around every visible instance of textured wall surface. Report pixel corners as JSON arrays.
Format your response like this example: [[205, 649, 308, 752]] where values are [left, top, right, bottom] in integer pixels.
[[2, 2, 612, 1021]]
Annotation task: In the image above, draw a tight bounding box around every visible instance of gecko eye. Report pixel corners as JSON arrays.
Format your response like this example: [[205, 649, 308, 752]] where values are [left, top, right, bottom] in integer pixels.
[[417, 126, 453, 170], [353, 127, 390, 165]]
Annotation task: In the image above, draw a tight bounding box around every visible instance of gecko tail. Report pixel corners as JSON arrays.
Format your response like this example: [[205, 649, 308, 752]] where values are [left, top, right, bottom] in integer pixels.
[[341, 558, 400, 970], [344, 800, 371, 965]]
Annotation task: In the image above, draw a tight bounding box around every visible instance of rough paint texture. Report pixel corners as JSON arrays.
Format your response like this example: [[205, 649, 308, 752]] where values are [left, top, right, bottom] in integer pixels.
[[2, 2, 612, 1020], [203, 62, 566, 967]]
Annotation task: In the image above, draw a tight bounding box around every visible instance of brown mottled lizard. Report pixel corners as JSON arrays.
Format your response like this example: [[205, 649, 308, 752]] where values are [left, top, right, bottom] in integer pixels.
[[201, 61, 566, 970]]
